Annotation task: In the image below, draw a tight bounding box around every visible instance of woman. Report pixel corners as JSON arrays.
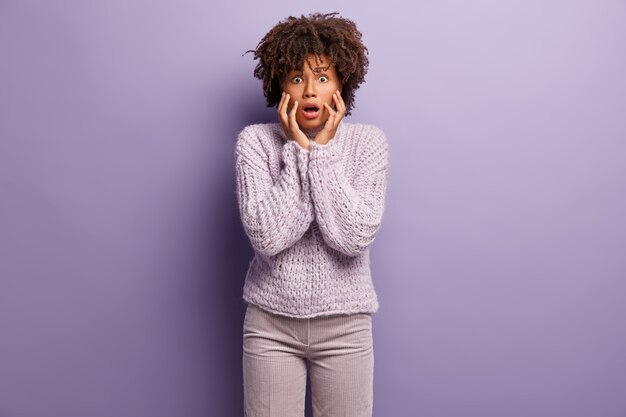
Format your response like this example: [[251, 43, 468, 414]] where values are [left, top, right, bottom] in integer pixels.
[[235, 12, 390, 417]]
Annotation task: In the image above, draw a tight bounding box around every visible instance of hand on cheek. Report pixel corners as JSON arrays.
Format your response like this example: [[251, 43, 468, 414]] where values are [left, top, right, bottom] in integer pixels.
[[277, 92, 309, 149], [315, 90, 345, 145]]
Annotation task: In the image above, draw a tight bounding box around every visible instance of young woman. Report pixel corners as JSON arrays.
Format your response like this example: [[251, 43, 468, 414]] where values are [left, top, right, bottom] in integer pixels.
[[235, 12, 389, 417]]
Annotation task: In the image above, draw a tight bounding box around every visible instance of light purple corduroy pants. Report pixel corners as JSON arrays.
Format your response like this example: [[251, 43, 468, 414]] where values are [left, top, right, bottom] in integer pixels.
[[242, 303, 374, 417]]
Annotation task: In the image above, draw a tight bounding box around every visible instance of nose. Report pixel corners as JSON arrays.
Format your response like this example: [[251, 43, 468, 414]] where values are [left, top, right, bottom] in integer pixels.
[[303, 79, 316, 98]]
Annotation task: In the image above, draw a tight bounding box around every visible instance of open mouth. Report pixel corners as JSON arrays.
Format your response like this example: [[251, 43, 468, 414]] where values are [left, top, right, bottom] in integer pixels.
[[302, 104, 320, 119]]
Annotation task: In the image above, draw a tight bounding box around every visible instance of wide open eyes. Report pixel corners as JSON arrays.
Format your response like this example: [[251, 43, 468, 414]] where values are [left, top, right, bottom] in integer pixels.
[[290, 75, 330, 84]]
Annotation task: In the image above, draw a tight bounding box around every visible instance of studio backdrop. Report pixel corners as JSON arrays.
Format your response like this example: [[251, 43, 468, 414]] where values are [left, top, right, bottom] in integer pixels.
[[1, 1, 625, 416]]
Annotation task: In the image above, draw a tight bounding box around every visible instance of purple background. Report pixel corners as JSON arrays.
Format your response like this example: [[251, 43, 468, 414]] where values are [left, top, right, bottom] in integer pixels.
[[1, 1, 625, 416]]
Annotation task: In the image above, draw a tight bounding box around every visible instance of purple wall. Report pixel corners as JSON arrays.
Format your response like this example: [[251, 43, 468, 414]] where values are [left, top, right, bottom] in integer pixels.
[[1, 1, 625, 416]]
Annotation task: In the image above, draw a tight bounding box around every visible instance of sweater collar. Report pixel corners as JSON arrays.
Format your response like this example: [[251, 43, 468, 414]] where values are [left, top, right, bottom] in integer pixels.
[[301, 124, 324, 139], [301, 120, 344, 140]]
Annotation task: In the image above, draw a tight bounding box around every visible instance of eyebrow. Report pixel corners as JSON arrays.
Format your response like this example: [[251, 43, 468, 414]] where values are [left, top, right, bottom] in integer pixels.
[[288, 68, 330, 75], [312, 63, 331, 71], [290, 63, 331, 72]]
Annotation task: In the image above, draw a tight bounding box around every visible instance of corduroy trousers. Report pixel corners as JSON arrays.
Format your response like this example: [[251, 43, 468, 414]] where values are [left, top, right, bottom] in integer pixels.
[[242, 302, 374, 417]]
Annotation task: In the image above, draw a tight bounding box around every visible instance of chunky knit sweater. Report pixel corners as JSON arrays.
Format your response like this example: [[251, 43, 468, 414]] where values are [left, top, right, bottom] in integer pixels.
[[234, 121, 389, 318]]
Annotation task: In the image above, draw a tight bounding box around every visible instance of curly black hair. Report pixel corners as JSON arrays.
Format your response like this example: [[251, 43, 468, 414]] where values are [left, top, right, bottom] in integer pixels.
[[246, 12, 369, 116]]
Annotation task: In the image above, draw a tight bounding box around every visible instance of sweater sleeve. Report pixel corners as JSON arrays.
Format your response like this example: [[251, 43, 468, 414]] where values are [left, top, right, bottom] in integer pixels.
[[235, 126, 314, 257], [308, 126, 389, 257]]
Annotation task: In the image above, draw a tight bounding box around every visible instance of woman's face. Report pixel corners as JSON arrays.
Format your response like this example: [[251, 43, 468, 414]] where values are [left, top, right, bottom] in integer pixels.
[[280, 54, 341, 130]]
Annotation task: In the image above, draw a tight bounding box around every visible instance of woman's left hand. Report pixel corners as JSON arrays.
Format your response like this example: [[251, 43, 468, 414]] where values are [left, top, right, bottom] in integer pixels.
[[315, 90, 346, 145]]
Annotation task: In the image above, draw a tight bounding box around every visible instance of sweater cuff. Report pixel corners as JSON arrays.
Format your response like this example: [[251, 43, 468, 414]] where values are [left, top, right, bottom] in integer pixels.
[[309, 138, 340, 163], [283, 139, 310, 175], [284, 138, 309, 156]]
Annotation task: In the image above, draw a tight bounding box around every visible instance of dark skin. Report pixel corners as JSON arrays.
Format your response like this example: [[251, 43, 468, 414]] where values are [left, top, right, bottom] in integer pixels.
[[277, 54, 347, 150]]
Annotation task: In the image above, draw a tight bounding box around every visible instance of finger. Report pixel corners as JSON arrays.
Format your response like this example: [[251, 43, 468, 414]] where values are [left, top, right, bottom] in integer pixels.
[[289, 100, 300, 138], [284, 93, 292, 115], [331, 92, 340, 112], [287, 101, 309, 146], [279, 93, 291, 126], [324, 103, 341, 130], [289, 100, 299, 128], [278, 92, 287, 115], [277, 92, 286, 116], [334, 90, 346, 116], [332, 90, 345, 117], [333, 92, 345, 123], [323, 102, 336, 126]]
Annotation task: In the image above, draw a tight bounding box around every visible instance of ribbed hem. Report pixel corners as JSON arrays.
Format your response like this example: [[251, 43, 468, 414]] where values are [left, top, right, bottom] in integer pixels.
[[242, 296, 379, 319], [244, 301, 378, 319]]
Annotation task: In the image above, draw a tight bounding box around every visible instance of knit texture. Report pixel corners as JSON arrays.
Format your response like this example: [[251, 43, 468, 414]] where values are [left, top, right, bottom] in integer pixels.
[[235, 121, 389, 318]]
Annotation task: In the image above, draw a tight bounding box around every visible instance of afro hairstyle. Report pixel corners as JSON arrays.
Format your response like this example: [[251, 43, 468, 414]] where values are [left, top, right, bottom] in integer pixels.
[[246, 12, 369, 116]]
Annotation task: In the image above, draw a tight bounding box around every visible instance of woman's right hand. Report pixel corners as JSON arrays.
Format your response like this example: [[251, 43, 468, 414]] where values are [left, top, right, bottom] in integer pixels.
[[278, 92, 309, 150]]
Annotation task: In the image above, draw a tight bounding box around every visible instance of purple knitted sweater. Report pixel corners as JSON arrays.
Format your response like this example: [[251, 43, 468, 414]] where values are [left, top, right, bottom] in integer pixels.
[[234, 121, 389, 318]]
